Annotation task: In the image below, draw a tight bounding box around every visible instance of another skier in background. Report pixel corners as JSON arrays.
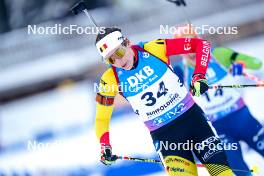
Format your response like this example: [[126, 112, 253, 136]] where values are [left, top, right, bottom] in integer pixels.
[[173, 24, 264, 176]]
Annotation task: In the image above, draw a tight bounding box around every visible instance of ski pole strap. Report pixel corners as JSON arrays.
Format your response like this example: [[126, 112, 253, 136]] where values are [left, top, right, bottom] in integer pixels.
[[209, 84, 264, 89]]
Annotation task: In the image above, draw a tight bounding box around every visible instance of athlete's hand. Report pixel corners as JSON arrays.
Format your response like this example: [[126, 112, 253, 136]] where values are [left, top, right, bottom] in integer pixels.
[[100, 144, 118, 165], [191, 74, 209, 97], [230, 62, 244, 76]]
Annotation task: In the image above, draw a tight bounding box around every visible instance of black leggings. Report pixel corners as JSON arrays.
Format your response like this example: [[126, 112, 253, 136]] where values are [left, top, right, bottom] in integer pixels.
[[150, 104, 234, 176]]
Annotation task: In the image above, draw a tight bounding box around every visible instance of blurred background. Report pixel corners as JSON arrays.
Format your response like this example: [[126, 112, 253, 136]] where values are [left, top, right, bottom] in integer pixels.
[[0, 0, 264, 175]]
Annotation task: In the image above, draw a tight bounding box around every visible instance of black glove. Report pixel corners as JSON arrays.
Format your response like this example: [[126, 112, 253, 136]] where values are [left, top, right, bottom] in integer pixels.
[[100, 144, 118, 165], [190, 74, 209, 96]]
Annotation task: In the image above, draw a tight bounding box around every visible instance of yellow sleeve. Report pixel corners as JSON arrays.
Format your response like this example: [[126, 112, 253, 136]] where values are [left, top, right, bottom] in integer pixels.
[[94, 68, 118, 143], [143, 39, 170, 64]]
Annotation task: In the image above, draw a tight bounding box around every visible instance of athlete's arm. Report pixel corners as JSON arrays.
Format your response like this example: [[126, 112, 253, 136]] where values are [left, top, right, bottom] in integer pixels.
[[95, 68, 118, 145], [212, 47, 263, 70], [95, 68, 119, 165], [165, 38, 211, 75]]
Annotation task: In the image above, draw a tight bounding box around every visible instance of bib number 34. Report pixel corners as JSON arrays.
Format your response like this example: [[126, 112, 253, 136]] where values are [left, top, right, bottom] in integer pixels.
[[141, 81, 168, 106]]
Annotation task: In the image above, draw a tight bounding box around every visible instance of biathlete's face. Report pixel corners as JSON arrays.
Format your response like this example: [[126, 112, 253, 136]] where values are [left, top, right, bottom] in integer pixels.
[[106, 41, 134, 70]]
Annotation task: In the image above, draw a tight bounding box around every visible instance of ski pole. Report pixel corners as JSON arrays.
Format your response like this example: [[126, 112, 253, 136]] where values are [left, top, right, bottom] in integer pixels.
[[117, 156, 258, 173], [209, 83, 264, 89], [166, 0, 191, 24], [71, 0, 99, 27], [243, 72, 264, 84], [71, 1, 105, 63], [117, 156, 204, 167], [229, 61, 264, 83], [117, 156, 161, 163]]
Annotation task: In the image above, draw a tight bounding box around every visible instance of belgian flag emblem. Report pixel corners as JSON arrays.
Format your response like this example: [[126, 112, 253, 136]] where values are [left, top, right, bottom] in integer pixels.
[[100, 43, 108, 53]]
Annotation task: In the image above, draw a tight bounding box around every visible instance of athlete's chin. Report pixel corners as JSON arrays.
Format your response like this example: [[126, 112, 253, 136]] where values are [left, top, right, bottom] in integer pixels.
[[123, 65, 132, 70], [122, 62, 133, 70]]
